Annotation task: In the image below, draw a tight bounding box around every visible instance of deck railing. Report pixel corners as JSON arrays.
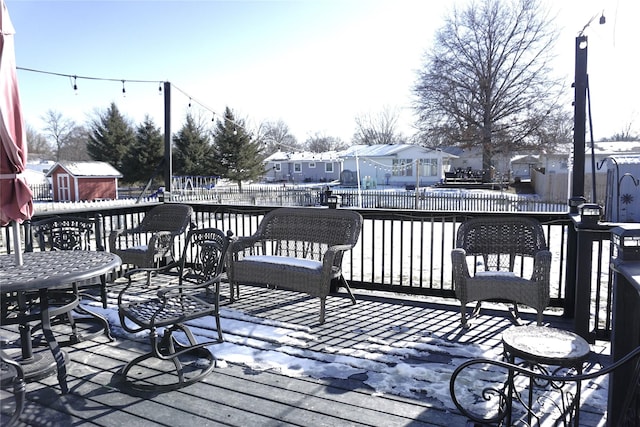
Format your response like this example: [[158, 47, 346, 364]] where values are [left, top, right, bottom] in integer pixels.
[[3, 202, 610, 332]]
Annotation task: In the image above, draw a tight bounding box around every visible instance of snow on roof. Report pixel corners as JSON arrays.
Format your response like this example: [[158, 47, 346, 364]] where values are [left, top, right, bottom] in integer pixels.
[[338, 144, 452, 158], [588, 140, 640, 155], [264, 151, 341, 162], [606, 154, 640, 165], [511, 154, 540, 163], [47, 161, 122, 178]]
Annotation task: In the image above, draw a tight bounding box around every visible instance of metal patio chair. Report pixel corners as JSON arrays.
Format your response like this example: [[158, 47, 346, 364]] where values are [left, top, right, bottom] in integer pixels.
[[116, 227, 230, 391]]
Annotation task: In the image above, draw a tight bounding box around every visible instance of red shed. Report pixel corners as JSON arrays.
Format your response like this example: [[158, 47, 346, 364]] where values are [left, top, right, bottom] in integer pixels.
[[46, 161, 123, 202]]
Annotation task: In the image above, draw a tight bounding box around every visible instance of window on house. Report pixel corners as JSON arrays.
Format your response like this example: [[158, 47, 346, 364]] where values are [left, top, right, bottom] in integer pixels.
[[274, 163, 281, 172], [325, 162, 333, 173], [309, 162, 316, 168], [419, 158, 438, 176], [294, 163, 302, 173], [392, 159, 413, 176]]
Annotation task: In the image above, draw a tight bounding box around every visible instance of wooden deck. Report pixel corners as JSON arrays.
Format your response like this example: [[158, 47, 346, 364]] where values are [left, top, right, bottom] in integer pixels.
[[1, 276, 610, 426]]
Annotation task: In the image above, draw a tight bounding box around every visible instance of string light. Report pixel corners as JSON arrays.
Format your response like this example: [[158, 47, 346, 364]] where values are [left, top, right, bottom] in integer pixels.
[[15, 66, 253, 137], [72, 75, 78, 94]]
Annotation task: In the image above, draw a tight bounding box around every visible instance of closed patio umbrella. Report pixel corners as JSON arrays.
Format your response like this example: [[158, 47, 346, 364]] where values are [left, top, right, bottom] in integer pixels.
[[1, 0, 33, 264]]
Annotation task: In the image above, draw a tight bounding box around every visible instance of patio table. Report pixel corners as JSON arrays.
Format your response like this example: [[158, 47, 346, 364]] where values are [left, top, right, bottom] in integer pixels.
[[0, 250, 121, 394], [502, 325, 590, 425]]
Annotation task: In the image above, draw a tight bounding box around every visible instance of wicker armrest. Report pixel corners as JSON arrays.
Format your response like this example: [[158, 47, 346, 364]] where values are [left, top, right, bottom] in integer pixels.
[[147, 230, 174, 252], [532, 249, 552, 282], [451, 248, 471, 279], [228, 236, 260, 252]]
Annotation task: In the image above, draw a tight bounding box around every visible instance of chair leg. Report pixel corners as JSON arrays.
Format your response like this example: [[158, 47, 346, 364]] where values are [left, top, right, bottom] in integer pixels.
[[339, 275, 357, 305], [319, 297, 326, 324], [72, 304, 114, 341], [214, 284, 223, 343], [229, 282, 239, 302], [460, 301, 481, 328], [460, 305, 468, 328], [0, 349, 26, 427], [120, 326, 217, 392]]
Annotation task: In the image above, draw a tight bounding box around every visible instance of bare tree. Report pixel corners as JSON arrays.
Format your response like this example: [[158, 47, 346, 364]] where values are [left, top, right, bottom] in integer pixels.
[[304, 132, 348, 153], [41, 110, 75, 161], [601, 119, 639, 142], [352, 106, 406, 145], [259, 120, 301, 155], [57, 125, 91, 161], [26, 124, 53, 159], [413, 0, 562, 179]]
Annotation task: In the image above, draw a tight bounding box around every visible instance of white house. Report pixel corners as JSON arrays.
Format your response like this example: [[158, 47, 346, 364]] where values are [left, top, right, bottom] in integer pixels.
[[533, 141, 640, 206], [338, 144, 456, 188], [263, 151, 342, 184]]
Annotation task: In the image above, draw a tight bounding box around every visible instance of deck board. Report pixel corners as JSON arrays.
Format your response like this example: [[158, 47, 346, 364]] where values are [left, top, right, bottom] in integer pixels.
[[1, 277, 609, 426]]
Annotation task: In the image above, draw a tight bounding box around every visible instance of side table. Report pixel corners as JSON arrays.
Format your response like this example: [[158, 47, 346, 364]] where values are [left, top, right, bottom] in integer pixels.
[[502, 325, 591, 426]]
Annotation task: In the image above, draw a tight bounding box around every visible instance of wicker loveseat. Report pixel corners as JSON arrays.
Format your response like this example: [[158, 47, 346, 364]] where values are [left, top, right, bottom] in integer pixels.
[[451, 216, 552, 327], [226, 207, 363, 324]]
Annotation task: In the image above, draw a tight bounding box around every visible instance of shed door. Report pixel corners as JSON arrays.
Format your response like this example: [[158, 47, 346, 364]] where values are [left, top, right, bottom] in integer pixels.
[[57, 173, 71, 201]]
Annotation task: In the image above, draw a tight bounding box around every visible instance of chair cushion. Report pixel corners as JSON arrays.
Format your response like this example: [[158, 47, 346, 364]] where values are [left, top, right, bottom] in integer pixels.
[[241, 255, 322, 271], [475, 271, 517, 277], [122, 245, 149, 253]]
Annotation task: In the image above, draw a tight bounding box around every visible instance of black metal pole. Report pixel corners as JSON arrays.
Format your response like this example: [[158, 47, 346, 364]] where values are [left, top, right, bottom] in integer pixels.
[[564, 36, 588, 320], [163, 81, 172, 197], [573, 36, 588, 199]]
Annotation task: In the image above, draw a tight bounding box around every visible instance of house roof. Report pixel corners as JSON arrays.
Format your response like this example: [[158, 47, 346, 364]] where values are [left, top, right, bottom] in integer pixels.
[[47, 161, 123, 178], [511, 154, 540, 163], [338, 144, 455, 158], [588, 140, 640, 155], [264, 151, 341, 162]]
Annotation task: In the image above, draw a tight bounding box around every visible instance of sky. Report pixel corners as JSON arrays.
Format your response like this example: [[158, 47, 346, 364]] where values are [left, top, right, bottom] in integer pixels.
[[5, 0, 640, 146]]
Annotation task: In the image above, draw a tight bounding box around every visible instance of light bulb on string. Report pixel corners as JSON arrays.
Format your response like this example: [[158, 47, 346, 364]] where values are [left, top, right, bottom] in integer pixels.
[[158, 82, 162, 94], [121, 80, 126, 96], [72, 75, 78, 95], [188, 98, 192, 108]]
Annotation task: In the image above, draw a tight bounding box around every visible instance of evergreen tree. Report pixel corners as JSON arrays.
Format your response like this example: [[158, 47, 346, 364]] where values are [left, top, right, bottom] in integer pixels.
[[122, 115, 164, 184], [87, 102, 135, 173], [172, 113, 214, 176], [212, 107, 264, 191]]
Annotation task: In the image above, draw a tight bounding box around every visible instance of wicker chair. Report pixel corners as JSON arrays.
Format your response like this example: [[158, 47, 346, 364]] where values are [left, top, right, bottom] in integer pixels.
[[117, 227, 230, 391], [109, 204, 193, 284], [451, 216, 552, 327], [21, 215, 112, 344], [226, 207, 363, 324]]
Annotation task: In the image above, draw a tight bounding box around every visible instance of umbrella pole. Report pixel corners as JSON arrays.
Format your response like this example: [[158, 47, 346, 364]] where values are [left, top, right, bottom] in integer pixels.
[[11, 221, 23, 265]]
